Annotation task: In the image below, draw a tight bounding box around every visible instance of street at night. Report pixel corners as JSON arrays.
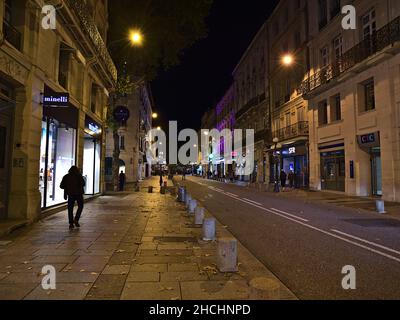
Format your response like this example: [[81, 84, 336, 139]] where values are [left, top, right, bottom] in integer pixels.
[[0, 0, 400, 312]]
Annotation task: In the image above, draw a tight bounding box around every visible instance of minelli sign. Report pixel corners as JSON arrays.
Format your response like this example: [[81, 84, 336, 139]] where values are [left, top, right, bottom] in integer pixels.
[[43, 92, 69, 107]]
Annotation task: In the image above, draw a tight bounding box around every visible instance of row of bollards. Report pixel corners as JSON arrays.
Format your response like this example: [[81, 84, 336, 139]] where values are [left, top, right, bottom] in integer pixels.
[[177, 188, 237, 273]]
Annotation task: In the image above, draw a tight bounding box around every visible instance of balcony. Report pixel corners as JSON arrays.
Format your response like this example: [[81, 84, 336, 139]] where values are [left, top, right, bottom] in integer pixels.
[[301, 16, 400, 96], [273, 121, 309, 141], [3, 21, 21, 50], [62, 0, 117, 84]]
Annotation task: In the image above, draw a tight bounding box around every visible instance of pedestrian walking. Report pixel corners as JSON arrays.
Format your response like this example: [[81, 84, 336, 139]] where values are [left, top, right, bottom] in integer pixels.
[[60, 166, 86, 230], [280, 170, 287, 189], [119, 171, 126, 191], [159, 172, 163, 187], [288, 170, 295, 189]]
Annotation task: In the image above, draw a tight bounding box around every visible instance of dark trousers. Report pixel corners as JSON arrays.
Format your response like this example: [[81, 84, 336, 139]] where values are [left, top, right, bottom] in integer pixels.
[[68, 195, 84, 224], [119, 183, 125, 191]]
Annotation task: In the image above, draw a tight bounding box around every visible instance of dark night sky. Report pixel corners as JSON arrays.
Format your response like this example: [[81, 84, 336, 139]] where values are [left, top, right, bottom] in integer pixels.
[[151, 0, 278, 131]]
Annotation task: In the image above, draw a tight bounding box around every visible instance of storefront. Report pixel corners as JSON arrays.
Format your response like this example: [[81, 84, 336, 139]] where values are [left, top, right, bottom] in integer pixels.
[[320, 149, 345, 192], [280, 143, 309, 188], [83, 116, 102, 195], [40, 86, 78, 209], [357, 132, 382, 196]]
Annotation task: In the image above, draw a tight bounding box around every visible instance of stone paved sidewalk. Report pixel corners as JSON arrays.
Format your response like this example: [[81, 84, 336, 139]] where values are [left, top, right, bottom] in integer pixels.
[[0, 177, 296, 300]]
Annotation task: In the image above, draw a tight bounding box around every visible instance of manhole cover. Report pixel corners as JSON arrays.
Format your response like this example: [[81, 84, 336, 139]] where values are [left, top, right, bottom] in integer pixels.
[[154, 236, 197, 243], [342, 219, 400, 228]]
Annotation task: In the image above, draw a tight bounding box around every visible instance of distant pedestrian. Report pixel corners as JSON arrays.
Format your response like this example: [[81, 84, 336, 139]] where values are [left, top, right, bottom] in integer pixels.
[[159, 172, 163, 187], [60, 166, 86, 230], [119, 171, 126, 191], [280, 170, 287, 189], [288, 170, 295, 188], [182, 170, 186, 181]]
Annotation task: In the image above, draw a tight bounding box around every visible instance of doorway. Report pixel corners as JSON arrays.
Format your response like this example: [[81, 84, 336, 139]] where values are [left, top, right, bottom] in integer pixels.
[[371, 148, 382, 196], [0, 112, 11, 219]]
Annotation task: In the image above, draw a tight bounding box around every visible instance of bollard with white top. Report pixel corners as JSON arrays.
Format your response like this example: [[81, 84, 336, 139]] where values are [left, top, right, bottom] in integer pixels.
[[376, 200, 386, 214], [217, 238, 238, 273], [195, 207, 205, 225], [202, 218, 216, 241], [188, 199, 197, 214]]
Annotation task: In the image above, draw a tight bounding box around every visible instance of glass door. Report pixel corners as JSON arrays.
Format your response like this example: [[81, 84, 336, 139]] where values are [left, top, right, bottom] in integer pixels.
[[83, 136, 101, 195]]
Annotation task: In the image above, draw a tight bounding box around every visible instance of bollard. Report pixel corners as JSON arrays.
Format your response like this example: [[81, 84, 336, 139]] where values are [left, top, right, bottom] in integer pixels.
[[160, 186, 166, 194], [135, 184, 140, 192], [202, 218, 216, 241], [188, 199, 197, 214], [195, 207, 205, 225], [185, 194, 192, 207], [376, 200, 386, 214], [217, 238, 238, 273], [249, 277, 281, 300], [177, 186, 185, 202], [148, 186, 153, 193]]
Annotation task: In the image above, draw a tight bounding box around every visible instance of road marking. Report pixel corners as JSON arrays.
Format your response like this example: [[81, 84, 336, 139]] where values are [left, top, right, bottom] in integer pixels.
[[331, 229, 400, 256], [191, 179, 400, 263], [270, 208, 309, 222], [225, 192, 239, 198], [243, 198, 263, 206]]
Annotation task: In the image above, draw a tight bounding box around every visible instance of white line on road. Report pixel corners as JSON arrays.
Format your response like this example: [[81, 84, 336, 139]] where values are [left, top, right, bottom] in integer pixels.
[[331, 229, 400, 256], [243, 198, 263, 206], [192, 180, 400, 264], [270, 208, 309, 222], [225, 192, 239, 198]]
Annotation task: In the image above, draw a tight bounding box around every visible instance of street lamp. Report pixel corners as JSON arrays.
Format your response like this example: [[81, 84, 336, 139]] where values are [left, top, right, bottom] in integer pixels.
[[152, 113, 158, 119], [129, 29, 143, 46], [281, 54, 294, 67], [272, 138, 282, 193]]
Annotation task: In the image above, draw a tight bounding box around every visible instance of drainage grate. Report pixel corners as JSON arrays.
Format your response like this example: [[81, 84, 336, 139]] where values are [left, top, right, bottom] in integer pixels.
[[342, 219, 400, 228]]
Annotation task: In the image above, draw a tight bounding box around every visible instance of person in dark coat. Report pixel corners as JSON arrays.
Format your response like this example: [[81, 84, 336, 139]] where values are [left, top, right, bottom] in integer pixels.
[[119, 171, 126, 191], [288, 170, 295, 188], [60, 166, 86, 230], [280, 170, 287, 189]]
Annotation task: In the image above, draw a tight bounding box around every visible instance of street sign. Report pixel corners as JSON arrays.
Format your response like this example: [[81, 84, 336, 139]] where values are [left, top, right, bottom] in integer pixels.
[[114, 106, 130, 122]]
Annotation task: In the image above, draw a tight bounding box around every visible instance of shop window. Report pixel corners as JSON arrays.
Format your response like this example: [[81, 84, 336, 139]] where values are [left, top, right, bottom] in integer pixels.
[[83, 137, 101, 195], [359, 78, 375, 112], [330, 94, 342, 121], [318, 100, 328, 126], [40, 118, 77, 208]]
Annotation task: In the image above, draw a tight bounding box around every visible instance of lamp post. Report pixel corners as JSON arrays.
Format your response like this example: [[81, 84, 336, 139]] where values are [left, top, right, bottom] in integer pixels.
[[272, 137, 282, 193]]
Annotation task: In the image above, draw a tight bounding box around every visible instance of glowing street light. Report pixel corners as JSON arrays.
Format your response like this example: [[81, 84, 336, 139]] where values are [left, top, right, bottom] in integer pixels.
[[129, 30, 143, 46], [157, 126, 161, 131], [152, 113, 158, 119], [282, 54, 294, 67]]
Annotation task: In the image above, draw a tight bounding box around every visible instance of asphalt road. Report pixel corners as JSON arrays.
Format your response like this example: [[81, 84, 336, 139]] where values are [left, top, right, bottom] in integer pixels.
[[180, 176, 400, 300]]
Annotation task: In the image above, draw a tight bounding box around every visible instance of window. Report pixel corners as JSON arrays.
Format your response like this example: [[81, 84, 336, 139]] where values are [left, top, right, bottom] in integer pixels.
[[3, 0, 22, 50], [120, 135, 125, 150], [58, 45, 71, 89], [294, 31, 301, 49], [333, 35, 343, 60], [320, 46, 329, 67], [91, 84, 98, 114], [285, 79, 291, 102], [318, 0, 328, 30], [318, 100, 328, 125], [362, 9, 376, 40], [297, 107, 305, 122], [330, 94, 342, 121], [283, 8, 289, 24], [330, 0, 341, 19], [363, 79, 375, 111]]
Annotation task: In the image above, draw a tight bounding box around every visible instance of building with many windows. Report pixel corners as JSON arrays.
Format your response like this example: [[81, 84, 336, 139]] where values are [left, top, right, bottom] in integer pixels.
[[0, 0, 116, 223], [233, 23, 269, 183], [301, 0, 400, 201]]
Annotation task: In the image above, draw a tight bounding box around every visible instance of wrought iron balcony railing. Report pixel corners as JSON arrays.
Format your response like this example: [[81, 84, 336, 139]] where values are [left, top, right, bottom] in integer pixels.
[[65, 0, 117, 84], [3, 21, 21, 51], [273, 121, 309, 141], [301, 16, 400, 95]]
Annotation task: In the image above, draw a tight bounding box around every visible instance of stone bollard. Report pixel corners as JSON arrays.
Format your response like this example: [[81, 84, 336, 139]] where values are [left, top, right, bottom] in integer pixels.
[[177, 186, 185, 202], [148, 186, 153, 193], [188, 199, 197, 214], [376, 200, 386, 214], [185, 194, 192, 207], [249, 277, 281, 300], [217, 238, 238, 273], [195, 207, 205, 225], [202, 218, 216, 241]]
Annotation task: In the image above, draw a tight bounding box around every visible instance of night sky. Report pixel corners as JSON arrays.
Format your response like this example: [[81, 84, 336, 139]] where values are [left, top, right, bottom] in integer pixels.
[[151, 0, 278, 131]]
